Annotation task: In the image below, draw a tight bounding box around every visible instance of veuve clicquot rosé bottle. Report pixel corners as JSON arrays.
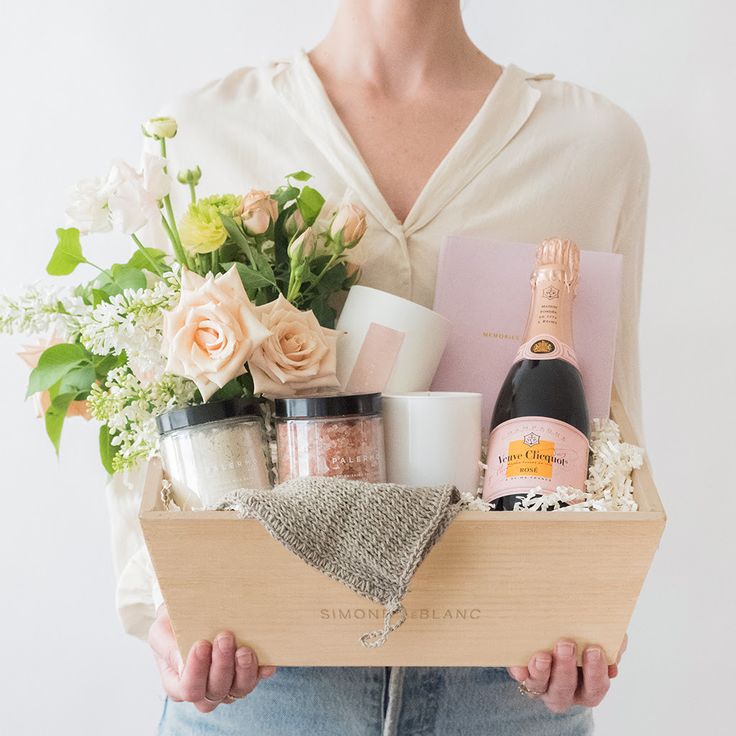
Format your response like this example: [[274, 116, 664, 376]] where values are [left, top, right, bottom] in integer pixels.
[[482, 238, 590, 511]]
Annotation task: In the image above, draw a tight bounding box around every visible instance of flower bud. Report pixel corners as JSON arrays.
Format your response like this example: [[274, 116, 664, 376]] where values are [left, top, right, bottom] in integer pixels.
[[329, 203, 367, 249], [141, 116, 178, 140], [177, 166, 202, 186], [284, 209, 305, 239], [288, 227, 316, 261], [236, 189, 279, 236]]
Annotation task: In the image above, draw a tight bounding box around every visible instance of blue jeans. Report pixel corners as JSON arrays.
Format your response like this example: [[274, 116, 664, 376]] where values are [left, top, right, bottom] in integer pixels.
[[158, 666, 594, 735]]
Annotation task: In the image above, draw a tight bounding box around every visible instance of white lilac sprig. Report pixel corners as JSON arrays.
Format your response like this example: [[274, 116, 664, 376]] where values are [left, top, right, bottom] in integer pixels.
[[0, 282, 84, 339], [78, 271, 180, 383], [88, 365, 197, 472]]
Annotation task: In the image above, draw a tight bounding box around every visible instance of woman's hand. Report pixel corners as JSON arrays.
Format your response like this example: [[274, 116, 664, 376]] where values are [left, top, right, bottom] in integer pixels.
[[508, 635, 627, 713], [148, 604, 277, 713]]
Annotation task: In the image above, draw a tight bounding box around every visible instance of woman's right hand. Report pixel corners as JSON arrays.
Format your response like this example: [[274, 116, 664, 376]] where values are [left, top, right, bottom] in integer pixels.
[[148, 604, 276, 712]]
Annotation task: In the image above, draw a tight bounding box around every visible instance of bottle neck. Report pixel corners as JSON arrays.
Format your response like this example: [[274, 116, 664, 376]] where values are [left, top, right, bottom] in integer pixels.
[[517, 264, 579, 365]]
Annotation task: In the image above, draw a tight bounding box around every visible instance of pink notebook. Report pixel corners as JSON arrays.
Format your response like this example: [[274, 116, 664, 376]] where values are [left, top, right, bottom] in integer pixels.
[[431, 236, 622, 430]]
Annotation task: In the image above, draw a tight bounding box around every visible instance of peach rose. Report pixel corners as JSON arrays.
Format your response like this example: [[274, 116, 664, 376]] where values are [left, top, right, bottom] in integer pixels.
[[161, 266, 271, 401], [17, 338, 91, 420], [236, 189, 279, 236], [248, 295, 341, 397]]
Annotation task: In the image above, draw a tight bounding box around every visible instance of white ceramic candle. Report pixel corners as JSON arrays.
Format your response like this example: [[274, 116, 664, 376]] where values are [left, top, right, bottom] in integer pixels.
[[336, 286, 451, 393], [382, 392, 483, 493]]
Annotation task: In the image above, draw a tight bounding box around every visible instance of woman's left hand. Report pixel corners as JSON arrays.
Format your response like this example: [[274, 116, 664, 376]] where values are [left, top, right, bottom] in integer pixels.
[[507, 635, 627, 713]]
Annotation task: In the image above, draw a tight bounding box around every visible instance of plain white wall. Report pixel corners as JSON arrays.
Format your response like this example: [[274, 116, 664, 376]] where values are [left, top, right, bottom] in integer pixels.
[[0, 1, 733, 734]]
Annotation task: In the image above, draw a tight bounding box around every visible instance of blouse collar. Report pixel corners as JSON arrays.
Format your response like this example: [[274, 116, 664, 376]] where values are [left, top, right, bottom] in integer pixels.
[[271, 49, 542, 238]]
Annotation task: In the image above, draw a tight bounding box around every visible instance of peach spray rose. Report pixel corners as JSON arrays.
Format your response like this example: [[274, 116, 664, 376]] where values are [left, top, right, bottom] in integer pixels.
[[248, 295, 341, 397], [161, 265, 271, 401]]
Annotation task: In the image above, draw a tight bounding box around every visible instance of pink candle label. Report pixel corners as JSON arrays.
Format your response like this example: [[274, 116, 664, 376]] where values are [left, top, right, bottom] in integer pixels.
[[345, 323, 405, 394], [482, 416, 589, 502]]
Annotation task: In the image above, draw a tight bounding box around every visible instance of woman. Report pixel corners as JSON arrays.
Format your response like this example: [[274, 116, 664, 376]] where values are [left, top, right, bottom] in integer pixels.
[[109, 1, 648, 733]]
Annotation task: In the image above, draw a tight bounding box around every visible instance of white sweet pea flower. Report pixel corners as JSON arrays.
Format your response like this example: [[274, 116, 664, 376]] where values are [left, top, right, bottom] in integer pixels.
[[65, 177, 112, 234], [105, 154, 170, 236], [141, 153, 171, 201]]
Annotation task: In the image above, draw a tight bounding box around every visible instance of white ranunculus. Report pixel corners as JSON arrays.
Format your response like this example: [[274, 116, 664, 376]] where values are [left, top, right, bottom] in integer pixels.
[[65, 177, 111, 234], [142, 116, 178, 140]]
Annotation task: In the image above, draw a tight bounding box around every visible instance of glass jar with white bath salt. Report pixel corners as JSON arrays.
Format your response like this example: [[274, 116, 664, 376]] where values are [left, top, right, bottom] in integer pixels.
[[274, 393, 386, 483], [155, 397, 274, 510]]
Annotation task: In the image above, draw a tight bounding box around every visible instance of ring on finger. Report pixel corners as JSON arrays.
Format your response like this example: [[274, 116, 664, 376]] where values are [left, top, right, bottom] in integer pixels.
[[203, 694, 223, 705], [518, 680, 546, 698]]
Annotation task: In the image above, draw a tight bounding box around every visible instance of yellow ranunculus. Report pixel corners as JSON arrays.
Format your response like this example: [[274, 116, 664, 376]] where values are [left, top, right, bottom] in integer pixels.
[[179, 194, 242, 255]]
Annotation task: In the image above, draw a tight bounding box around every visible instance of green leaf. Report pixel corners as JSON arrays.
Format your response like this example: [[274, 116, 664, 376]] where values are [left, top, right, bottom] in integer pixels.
[[273, 204, 296, 269], [127, 247, 168, 272], [316, 262, 347, 295], [45, 392, 76, 455], [57, 364, 96, 397], [222, 262, 277, 297], [272, 185, 299, 207], [220, 215, 251, 250], [46, 228, 86, 276], [286, 170, 312, 182], [111, 264, 147, 290], [217, 241, 240, 264], [99, 424, 119, 475], [297, 186, 325, 225], [26, 343, 89, 397], [251, 249, 276, 284], [310, 297, 337, 328], [208, 378, 246, 402], [91, 288, 109, 305], [94, 264, 147, 295], [93, 352, 125, 377]]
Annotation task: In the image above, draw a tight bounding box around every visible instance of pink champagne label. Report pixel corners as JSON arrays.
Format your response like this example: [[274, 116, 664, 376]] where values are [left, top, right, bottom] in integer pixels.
[[482, 416, 589, 502], [514, 334, 579, 369]]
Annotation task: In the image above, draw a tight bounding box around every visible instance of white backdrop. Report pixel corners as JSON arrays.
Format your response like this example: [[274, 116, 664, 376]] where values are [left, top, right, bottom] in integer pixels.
[[0, 1, 733, 734]]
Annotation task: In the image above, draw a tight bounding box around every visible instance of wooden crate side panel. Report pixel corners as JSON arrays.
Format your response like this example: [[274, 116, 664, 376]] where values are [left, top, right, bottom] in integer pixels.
[[142, 513, 664, 666]]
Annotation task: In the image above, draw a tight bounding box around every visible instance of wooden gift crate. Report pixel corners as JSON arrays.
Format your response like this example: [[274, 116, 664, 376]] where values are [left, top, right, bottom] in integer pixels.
[[139, 395, 665, 667]]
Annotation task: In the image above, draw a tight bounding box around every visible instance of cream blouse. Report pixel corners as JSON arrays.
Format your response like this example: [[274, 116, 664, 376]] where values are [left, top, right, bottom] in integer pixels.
[[107, 49, 649, 640]]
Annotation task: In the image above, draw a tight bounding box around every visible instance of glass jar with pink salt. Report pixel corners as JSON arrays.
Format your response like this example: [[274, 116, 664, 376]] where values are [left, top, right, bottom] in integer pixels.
[[274, 393, 387, 483]]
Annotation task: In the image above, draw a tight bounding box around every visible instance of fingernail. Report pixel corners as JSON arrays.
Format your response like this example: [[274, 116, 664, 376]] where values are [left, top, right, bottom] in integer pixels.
[[195, 641, 211, 661], [555, 642, 575, 658], [236, 648, 253, 667], [535, 654, 552, 670], [216, 633, 234, 654], [586, 647, 602, 662]]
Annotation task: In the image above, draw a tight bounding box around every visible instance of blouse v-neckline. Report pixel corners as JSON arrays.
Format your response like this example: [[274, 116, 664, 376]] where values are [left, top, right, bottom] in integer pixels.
[[271, 49, 542, 239]]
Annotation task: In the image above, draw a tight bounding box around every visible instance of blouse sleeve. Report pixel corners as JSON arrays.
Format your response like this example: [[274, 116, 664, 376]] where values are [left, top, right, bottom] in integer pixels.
[[611, 121, 650, 441], [105, 130, 179, 641], [105, 460, 164, 641]]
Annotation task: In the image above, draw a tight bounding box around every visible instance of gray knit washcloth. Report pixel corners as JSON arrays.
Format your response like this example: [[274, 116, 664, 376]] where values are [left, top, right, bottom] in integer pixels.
[[214, 477, 464, 648]]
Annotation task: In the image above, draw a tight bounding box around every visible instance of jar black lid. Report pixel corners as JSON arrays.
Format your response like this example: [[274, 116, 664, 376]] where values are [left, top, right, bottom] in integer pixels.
[[274, 392, 382, 420], [156, 397, 263, 435]]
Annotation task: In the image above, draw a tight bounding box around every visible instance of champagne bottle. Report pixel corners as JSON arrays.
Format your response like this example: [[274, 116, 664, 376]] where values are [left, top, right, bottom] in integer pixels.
[[482, 238, 590, 510]]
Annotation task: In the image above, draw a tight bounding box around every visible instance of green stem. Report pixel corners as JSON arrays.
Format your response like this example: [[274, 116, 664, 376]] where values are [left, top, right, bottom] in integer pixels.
[[83, 258, 118, 286], [161, 215, 189, 269], [210, 250, 219, 275], [310, 253, 339, 290], [130, 234, 165, 277], [159, 138, 189, 270], [188, 182, 197, 204]]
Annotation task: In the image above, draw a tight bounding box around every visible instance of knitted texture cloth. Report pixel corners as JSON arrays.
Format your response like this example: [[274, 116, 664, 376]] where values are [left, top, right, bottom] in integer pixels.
[[213, 477, 464, 647]]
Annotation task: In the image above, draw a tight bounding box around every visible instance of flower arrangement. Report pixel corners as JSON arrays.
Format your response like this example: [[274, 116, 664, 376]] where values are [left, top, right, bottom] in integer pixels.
[[0, 117, 367, 473]]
